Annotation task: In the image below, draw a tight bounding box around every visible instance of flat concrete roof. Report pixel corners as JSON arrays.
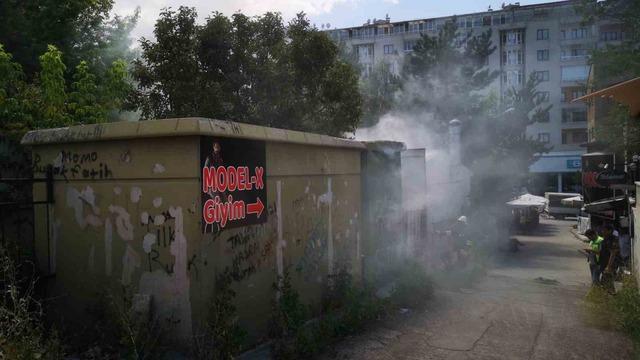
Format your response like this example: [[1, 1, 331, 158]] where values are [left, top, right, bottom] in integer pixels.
[[21, 117, 366, 150]]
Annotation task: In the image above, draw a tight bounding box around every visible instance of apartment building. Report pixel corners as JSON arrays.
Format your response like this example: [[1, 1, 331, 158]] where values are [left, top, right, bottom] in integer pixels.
[[327, 1, 625, 193]]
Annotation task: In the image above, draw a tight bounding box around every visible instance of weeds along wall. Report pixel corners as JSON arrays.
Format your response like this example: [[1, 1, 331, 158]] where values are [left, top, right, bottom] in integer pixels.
[[22, 118, 364, 346]]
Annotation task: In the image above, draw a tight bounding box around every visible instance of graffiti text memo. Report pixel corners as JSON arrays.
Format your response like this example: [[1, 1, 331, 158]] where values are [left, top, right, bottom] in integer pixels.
[[200, 136, 267, 232]]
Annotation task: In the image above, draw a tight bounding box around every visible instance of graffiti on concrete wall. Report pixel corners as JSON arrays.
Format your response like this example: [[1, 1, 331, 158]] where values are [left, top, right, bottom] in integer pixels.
[[33, 150, 113, 181], [61, 182, 192, 341]]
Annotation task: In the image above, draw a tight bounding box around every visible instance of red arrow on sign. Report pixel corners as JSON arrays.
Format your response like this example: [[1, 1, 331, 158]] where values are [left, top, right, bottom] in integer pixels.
[[246, 197, 264, 218]]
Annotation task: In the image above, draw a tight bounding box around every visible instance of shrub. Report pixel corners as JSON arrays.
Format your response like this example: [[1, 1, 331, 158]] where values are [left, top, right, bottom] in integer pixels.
[[193, 269, 247, 360], [0, 247, 64, 359], [270, 267, 390, 359], [389, 259, 434, 308], [612, 276, 640, 344]]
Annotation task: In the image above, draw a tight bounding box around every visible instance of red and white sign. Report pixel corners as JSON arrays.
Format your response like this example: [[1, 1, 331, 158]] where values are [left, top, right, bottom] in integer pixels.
[[201, 137, 267, 232]]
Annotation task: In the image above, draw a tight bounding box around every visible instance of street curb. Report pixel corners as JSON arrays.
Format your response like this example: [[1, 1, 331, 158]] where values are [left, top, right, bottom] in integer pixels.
[[569, 228, 588, 243]]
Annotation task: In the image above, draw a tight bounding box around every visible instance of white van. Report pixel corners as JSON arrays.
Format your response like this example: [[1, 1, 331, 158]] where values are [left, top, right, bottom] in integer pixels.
[[544, 192, 581, 219]]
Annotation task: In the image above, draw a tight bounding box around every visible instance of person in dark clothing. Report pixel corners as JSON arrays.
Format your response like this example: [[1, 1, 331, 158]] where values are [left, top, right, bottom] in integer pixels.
[[599, 224, 620, 292]]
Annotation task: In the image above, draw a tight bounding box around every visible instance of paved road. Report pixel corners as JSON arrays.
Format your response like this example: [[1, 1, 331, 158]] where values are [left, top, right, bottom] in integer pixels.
[[320, 219, 634, 360]]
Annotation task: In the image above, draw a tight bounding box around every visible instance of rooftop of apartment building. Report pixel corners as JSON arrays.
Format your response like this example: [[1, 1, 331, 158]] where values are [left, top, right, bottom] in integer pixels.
[[327, 0, 585, 40]]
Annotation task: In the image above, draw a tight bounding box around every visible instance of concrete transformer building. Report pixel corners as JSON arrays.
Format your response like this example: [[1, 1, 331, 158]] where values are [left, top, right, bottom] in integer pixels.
[[327, 0, 625, 193]]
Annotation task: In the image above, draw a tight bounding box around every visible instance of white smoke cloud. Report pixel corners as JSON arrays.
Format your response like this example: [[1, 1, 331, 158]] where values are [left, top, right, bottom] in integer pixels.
[[355, 111, 439, 150]]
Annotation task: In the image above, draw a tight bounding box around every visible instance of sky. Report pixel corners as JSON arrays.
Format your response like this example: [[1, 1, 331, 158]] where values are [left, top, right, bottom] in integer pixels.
[[113, 0, 545, 41]]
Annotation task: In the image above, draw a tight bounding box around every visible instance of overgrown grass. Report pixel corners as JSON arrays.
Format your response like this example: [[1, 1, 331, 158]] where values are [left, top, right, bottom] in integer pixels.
[[0, 246, 64, 359], [584, 275, 640, 357], [0, 243, 169, 360], [270, 261, 433, 359]]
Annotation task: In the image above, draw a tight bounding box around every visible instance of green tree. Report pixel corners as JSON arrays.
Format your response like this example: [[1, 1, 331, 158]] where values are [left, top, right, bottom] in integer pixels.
[[397, 18, 547, 204], [68, 61, 105, 124], [39, 45, 69, 128], [466, 74, 551, 203], [402, 18, 498, 132], [0, 45, 36, 135], [579, 0, 640, 88], [0, 0, 138, 79], [360, 61, 401, 127], [133, 9, 361, 137], [0, 44, 133, 136], [578, 0, 640, 155]]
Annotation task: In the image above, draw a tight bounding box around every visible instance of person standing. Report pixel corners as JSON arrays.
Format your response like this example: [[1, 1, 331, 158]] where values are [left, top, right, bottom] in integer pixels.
[[584, 229, 603, 286], [600, 224, 620, 292]]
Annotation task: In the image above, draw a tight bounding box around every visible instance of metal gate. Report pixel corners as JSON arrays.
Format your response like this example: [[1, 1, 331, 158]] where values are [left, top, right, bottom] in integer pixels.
[[0, 168, 54, 273]]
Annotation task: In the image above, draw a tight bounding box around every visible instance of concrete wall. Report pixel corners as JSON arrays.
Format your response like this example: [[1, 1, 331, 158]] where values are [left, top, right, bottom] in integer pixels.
[[24, 118, 363, 346], [401, 149, 427, 256], [361, 141, 404, 283]]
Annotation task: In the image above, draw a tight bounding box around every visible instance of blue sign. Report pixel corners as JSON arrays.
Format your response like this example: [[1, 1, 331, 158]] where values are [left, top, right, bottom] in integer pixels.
[[567, 159, 582, 169]]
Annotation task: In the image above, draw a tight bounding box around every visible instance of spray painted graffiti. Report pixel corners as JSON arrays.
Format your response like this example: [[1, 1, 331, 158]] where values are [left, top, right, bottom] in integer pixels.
[[33, 151, 113, 181], [60, 183, 193, 341]]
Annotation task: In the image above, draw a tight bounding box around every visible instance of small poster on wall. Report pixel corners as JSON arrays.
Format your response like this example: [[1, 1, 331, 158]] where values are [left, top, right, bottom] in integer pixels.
[[200, 136, 267, 232]]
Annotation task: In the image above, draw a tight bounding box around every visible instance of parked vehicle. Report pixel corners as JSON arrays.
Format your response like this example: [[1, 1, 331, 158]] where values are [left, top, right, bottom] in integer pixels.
[[544, 192, 581, 219]]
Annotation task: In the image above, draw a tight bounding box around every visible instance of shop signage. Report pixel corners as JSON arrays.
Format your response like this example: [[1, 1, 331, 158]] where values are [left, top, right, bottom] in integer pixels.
[[583, 170, 628, 188], [200, 136, 267, 232]]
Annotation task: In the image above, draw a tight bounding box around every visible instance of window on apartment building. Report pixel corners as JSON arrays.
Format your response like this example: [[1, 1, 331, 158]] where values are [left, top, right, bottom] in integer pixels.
[[561, 87, 586, 103], [363, 63, 373, 78], [354, 44, 374, 58], [579, 27, 588, 38], [503, 70, 523, 86], [538, 133, 550, 143], [562, 48, 589, 60], [536, 29, 549, 40], [409, 23, 420, 32], [537, 49, 549, 61], [502, 30, 523, 45], [537, 91, 550, 103], [483, 16, 492, 26], [562, 129, 588, 145], [535, 71, 550, 82], [600, 31, 619, 41], [561, 65, 589, 81], [573, 110, 587, 122], [426, 20, 434, 30], [473, 17, 482, 27], [501, 14, 507, 24], [502, 50, 523, 65], [403, 40, 417, 52], [465, 17, 472, 28], [561, 109, 587, 122], [564, 27, 589, 40], [383, 44, 394, 54]]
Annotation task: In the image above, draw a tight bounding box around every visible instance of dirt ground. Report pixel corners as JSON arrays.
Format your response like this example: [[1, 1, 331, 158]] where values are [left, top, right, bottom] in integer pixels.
[[318, 218, 634, 360]]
